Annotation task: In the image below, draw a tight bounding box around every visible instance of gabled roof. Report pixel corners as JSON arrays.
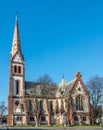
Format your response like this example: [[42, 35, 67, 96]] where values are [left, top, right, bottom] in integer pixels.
[[68, 72, 89, 95], [11, 49, 24, 62], [66, 79, 76, 91], [25, 72, 89, 98], [25, 81, 57, 98], [25, 81, 42, 96], [56, 72, 89, 97]]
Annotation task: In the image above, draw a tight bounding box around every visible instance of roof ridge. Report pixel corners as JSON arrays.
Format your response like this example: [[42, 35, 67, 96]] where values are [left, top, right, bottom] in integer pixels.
[[66, 78, 76, 85]]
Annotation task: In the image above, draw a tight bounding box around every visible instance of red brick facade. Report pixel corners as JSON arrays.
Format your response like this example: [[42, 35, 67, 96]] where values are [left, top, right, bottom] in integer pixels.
[[8, 17, 91, 126]]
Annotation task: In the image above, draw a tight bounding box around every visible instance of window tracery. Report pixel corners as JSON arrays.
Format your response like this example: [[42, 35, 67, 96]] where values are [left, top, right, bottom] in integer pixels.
[[76, 95, 83, 110]]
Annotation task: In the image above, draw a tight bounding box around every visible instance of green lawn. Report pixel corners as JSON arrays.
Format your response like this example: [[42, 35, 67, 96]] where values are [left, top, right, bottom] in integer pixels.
[[40, 125, 102, 128], [11, 124, 102, 128]]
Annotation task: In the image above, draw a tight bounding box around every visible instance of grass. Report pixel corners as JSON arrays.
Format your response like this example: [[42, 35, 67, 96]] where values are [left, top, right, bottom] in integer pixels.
[[69, 125, 101, 128], [10, 124, 102, 129], [40, 125, 102, 128]]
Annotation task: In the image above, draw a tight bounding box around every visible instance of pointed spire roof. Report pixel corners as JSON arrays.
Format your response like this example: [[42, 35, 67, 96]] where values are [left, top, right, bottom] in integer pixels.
[[11, 15, 21, 57]]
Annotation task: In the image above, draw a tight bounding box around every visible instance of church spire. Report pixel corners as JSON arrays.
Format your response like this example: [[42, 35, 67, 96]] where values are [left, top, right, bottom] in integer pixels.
[[11, 15, 21, 57]]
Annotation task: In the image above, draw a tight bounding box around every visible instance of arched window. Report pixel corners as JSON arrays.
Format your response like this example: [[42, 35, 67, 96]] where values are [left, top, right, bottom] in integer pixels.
[[29, 100, 32, 111], [30, 117, 34, 121], [16, 80, 20, 95], [15, 100, 19, 106], [74, 117, 78, 121], [18, 66, 21, 74], [41, 116, 46, 121], [40, 100, 43, 111], [16, 116, 21, 121], [14, 65, 17, 73], [76, 95, 83, 110], [50, 101, 53, 112]]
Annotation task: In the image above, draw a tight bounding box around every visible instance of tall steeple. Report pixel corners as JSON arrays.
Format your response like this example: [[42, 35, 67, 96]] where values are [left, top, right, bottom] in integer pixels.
[[11, 15, 21, 57], [8, 16, 27, 126]]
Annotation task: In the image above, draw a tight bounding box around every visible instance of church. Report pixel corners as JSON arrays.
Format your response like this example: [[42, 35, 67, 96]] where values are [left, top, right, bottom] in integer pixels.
[[8, 16, 91, 126]]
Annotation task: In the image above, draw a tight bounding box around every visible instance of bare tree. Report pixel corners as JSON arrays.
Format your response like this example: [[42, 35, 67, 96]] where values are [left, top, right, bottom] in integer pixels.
[[27, 74, 57, 126], [27, 86, 40, 127], [0, 101, 7, 124], [36, 74, 57, 125], [64, 90, 72, 125], [37, 74, 56, 98], [0, 101, 7, 116], [37, 74, 53, 84], [86, 75, 103, 124]]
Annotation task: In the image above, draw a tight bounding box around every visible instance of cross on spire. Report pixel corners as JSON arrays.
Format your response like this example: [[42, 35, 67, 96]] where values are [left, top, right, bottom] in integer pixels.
[[62, 74, 64, 79]]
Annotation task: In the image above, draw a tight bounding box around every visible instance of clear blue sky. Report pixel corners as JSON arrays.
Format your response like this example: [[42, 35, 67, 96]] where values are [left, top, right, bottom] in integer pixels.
[[0, 0, 103, 105]]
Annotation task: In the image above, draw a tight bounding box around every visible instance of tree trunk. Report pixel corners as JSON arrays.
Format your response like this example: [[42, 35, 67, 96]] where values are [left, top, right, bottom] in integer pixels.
[[45, 99, 51, 125], [34, 116, 39, 127]]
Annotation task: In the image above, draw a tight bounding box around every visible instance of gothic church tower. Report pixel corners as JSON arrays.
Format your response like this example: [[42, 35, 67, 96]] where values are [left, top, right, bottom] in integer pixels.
[[8, 16, 27, 125]]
